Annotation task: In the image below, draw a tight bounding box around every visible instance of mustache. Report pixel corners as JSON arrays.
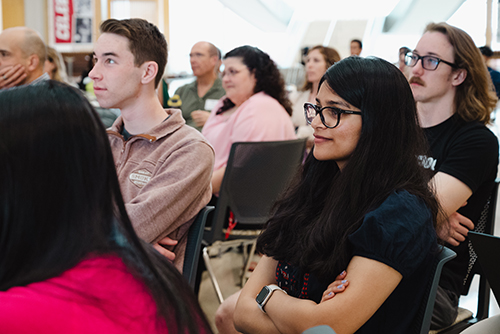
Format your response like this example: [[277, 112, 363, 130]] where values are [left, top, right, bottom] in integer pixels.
[[409, 77, 425, 86]]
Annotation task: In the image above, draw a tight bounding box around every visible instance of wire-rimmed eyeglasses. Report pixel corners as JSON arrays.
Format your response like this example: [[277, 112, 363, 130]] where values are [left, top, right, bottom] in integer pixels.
[[404, 51, 458, 71], [304, 102, 362, 129]]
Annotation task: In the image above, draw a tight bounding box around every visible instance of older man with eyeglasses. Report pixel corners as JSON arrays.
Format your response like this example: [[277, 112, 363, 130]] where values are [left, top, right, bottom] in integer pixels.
[[407, 22, 498, 330]]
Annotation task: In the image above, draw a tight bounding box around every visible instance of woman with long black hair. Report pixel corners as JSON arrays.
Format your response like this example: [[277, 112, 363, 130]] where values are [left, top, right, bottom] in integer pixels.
[[233, 56, 440, 333], [0, 81, 212, 334]]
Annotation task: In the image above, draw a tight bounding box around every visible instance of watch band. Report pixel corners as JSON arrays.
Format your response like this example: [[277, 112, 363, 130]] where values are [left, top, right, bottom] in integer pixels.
[[256, 284, 287, 313]]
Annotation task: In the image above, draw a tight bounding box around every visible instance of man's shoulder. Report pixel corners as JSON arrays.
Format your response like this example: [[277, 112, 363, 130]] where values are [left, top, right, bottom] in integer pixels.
[[167, 120, 210, 144], [157, 112, 213, 150], [431, 115, 494, 139], [211, 77, 224, 90], [424, 116, 498, 163], [174, 80, 197, 95], [451, 119, 497, 143], [207, 77, 225, 96]]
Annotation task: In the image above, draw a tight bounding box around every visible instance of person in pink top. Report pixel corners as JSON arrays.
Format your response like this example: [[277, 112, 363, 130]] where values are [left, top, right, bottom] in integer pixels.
[[202, 45, 296, 195], [0, 81, 212, 334]]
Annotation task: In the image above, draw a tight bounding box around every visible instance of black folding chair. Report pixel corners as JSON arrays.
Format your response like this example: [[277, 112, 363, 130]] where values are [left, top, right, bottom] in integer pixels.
[[202, 139, 307, 303], [418, 247, 457, 334], [183, 206, 214, 290], [432, 180, 499, 333]]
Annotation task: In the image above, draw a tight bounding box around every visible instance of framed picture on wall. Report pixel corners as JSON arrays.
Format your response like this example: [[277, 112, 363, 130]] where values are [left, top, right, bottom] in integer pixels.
[[49, 0, 94, 47]]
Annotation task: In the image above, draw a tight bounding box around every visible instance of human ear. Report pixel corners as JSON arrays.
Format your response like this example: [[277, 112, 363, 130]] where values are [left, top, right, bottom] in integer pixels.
[[26, 54, 40, 72], [211, 54, 219, 64], [141, 61, 158, 85], [451, 68, 467, 86]]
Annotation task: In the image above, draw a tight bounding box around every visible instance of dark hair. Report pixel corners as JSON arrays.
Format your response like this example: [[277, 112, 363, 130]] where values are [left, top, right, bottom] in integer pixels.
[[0, 81, 212, 334], [479, 45, 493, 58], [217, 45, 292, 115], [257, 57, 438, 282], [100, 18, 167, 88], [301, 45, 341, 92], [425, 22, 497, 124], [351, 39, 362, 49], [399, 46, 411, 55]]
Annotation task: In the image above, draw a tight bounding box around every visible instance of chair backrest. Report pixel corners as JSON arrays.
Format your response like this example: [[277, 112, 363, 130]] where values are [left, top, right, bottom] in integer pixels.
[[468, 231, 500, 306], [461, 179, 499, 295], [183, 206, 214, 289], [419, 246, 457, 334], [204, 139, 307, 244], [457, 179, 499, 321]]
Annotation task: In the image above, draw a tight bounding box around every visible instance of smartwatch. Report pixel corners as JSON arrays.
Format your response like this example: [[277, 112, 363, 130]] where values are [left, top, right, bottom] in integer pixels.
[[256, 284, 286, 313]]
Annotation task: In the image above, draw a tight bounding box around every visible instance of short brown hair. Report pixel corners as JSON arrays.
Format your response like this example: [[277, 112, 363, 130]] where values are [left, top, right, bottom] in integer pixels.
[[302, 45, 341, 92], [100, 18, 167, 88], [425, 22, 497, 124]]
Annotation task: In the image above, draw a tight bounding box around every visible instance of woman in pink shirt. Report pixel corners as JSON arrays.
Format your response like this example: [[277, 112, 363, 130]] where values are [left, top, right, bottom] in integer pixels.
[[202, 45, 296, 195], [0, 81, 212, 334]]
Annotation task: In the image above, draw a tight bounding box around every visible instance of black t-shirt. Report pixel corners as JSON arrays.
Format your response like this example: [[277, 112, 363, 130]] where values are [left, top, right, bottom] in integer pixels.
[[276, 191, 438, 333], [421, 114, 499, 296]]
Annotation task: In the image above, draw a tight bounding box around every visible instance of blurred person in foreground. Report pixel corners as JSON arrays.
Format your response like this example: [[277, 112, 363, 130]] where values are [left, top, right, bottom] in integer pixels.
[[0, 80, 212, 334]]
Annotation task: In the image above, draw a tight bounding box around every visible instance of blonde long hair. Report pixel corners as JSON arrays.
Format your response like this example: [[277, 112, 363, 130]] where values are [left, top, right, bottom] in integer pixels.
[[45, 46, 68, 83]]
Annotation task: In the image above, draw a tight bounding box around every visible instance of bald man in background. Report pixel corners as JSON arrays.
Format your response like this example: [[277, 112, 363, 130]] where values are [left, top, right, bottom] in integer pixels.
[[172, 41, 225, 130], [0, 27, 49, 89]]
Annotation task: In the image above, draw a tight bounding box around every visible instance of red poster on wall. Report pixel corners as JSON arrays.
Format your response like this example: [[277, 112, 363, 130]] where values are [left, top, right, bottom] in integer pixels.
[[54, 0, 74, 43]]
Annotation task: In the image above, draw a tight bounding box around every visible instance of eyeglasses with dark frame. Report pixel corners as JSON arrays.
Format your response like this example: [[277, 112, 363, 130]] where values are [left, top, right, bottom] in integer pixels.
[[404, 51, 458, 71], [304, 102, 362, 129]]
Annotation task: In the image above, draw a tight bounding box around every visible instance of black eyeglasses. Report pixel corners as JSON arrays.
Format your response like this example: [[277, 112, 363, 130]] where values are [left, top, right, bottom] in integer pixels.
[[304, 102, 362, 129], [404, 52, 458, 71]]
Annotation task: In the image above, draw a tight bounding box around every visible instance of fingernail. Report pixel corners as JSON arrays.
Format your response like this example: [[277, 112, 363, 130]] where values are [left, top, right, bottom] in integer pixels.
[[337, 284, 343, 289], [328, 292, 333, 297], [340, 270, 346, 275], [341, 280, 347, 284]]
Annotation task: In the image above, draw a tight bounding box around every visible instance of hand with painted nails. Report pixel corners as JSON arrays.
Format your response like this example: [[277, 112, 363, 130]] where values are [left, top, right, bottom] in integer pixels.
[[320, 270, 349, 303], [0, 64, 27, 89]]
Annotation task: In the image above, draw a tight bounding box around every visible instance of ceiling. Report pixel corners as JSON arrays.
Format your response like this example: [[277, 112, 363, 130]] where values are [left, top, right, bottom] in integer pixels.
[[218, 0, 466, 33]]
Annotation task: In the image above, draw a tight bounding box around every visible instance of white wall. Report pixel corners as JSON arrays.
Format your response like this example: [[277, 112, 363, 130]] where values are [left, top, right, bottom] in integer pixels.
[[24, 0, 46, 40]]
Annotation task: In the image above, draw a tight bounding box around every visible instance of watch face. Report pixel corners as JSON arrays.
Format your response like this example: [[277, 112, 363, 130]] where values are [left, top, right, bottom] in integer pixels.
[[256, 286, 270, 304]]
